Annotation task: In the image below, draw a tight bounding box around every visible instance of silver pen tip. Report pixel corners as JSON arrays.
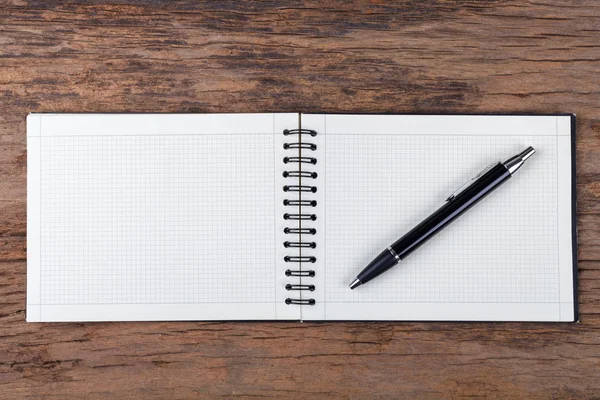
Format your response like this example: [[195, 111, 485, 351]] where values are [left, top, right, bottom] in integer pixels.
[[520, 146, 536, 161], [349, 278, 362, 290], [503, 146, 536, 175]]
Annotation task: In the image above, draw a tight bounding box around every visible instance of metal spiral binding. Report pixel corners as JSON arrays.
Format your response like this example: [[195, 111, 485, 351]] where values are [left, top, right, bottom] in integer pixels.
[[283, 128, 317, 306], [285, 269, 315, 277], [284, 241, 316, 248], [286, 284, 315, 291], [283, 199, 317, 207], [283, 227, 316, 235], [285, 298, 316, 305], [284, 256, 316, 263], [283, 156, 317, 165], [283, 171, 317, 179], [283, 185, 317, 193], [283, 143, 317, 151], [283, 213, 317, 221]]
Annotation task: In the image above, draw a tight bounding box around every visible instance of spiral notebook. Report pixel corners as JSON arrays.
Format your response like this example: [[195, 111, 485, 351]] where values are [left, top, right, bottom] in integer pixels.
[[26, 113, 577, 322]]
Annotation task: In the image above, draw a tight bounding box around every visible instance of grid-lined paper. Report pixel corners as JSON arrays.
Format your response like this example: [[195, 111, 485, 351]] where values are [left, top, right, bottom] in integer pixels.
[[40, 134, 275, 305], [324, 135, 559, 303], [300, 114, 575, 322], [27, 113, 298, 322]]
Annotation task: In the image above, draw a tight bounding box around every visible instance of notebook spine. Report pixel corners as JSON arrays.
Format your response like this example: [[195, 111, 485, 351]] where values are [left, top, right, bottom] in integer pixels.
[[282, 128, 318, 306]]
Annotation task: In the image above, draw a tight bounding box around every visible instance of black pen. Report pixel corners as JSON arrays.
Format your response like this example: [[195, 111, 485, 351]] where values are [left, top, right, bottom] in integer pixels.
[[349, 147, 536, 289]]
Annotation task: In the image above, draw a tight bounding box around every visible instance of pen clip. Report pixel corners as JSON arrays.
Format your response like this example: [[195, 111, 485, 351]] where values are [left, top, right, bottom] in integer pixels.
[[446, 162, 497, 202]]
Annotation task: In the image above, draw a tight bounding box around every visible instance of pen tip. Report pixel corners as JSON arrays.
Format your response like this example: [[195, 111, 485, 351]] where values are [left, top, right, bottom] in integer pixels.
[[521, 146, 535, 161], [349, 278, 362, 290]]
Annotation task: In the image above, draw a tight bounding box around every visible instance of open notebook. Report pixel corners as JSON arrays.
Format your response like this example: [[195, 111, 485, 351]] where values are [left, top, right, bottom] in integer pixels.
[[27, 113, 577, 322]]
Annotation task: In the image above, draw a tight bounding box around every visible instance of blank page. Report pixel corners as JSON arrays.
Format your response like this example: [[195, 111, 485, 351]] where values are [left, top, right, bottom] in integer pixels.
[[27, 113, 299, 321], [302, 114, 575, 322]]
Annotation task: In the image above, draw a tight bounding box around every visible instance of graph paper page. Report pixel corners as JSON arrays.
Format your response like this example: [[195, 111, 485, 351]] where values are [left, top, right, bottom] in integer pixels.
[[302, 114, 575, 322], [27, 113, 300, 322]]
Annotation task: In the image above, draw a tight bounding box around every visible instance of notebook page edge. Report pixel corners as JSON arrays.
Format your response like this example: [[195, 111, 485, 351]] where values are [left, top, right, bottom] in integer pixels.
[[26, 114, 42, 322]]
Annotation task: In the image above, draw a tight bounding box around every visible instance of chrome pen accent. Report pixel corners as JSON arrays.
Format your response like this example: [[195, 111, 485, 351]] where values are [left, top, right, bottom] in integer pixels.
[[503, 146, 536, 175], [387, 246, 400, 261], [349, 278, 362, 290]]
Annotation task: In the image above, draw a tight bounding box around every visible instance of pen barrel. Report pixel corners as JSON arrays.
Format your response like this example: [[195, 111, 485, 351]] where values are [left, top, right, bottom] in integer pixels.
[[390, 163, 511, 261]]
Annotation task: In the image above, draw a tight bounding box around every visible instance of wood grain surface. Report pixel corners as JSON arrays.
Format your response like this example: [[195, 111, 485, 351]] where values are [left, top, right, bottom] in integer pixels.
[[1, 1, 600, 398]]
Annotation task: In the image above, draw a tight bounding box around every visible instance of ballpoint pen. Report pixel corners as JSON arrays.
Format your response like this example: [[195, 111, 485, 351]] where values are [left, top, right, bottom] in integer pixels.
[[349, 146, 536, 289]]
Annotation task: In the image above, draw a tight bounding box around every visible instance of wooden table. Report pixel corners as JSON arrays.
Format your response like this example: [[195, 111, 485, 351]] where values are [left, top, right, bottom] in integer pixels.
[[1, 1, 599, 398]]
